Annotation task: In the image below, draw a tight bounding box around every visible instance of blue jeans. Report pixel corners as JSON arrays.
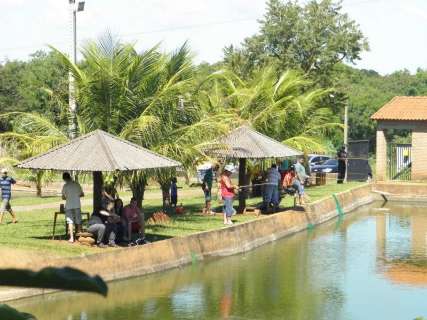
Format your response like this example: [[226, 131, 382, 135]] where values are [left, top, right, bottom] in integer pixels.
[[223, 196, 234, 217], [264, 184, 279, 207]]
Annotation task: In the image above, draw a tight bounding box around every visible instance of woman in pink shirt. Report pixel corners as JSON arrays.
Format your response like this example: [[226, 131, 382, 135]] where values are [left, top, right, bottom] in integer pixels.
[[220, 164, 237, 225]]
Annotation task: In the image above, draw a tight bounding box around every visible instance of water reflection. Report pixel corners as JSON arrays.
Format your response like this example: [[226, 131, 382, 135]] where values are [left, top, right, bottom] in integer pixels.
[[375, 203, 427, 286], [9, 202, 427, 320]]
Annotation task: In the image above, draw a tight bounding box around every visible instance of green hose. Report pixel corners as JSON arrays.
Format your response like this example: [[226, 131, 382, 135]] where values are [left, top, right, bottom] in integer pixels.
[[332, 193, 344, 216]]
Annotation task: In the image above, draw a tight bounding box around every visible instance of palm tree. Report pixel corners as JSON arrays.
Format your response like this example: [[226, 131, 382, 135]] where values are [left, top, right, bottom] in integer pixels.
[[197, 67, 342, 153], [53, 33, 231, 208], [0, 112, 68, 196]]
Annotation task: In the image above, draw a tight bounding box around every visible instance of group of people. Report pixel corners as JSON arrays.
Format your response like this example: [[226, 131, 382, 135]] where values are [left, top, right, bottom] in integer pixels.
[[61, 172, 147, 247], [263, 157, 309, 211], [191, 158, 310, 223]]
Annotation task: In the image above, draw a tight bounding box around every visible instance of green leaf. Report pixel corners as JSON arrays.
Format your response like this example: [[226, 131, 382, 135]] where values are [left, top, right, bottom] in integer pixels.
[[0, 267, 108, 297], [0, 304, 36, 320]]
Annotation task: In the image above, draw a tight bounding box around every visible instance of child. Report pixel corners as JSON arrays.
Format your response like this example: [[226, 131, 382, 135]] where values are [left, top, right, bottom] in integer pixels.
[[170, 177, 178, 207]]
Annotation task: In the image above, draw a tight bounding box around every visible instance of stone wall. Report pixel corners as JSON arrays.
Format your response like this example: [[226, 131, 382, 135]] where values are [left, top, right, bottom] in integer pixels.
[[412, 124, 427, 180]]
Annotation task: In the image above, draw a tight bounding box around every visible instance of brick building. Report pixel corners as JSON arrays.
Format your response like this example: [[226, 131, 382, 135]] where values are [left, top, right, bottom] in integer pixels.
[[371, 96, 427, 181]]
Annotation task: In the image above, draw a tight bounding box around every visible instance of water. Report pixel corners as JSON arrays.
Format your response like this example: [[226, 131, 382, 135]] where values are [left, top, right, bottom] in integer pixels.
[[10, 202, 427, 319]]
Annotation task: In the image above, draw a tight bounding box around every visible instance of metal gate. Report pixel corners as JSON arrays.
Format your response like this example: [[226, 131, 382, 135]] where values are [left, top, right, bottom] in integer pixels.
[[348, 140, 370, 181], [388, 143, 411, 181]]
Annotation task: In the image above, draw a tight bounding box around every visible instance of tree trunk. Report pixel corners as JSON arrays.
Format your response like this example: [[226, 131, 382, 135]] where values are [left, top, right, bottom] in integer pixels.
[[93, 171, 103, 214], [36, 171, 43, 197], [161, 183, 171, 211], [238, 158, 247, 213], [130, 176, 146, 209]]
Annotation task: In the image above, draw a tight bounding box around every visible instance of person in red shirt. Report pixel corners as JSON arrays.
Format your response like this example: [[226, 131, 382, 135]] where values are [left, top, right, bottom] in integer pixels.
[[282, 166, 302, 205], [219, 164, 237, 225], [122, 197, 146, 243]]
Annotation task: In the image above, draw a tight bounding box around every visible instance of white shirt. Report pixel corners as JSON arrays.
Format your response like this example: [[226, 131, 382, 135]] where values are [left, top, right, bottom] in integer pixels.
[[62, 180, 83, 209]]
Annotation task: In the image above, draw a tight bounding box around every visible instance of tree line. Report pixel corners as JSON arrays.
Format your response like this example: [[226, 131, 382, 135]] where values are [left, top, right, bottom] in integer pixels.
[[0, 0, 418, 200]]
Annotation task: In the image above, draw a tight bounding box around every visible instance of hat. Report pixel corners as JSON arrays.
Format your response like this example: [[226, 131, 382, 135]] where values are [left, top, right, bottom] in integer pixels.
[[224, 164, 235, 173], [1, 168, 7, 174]]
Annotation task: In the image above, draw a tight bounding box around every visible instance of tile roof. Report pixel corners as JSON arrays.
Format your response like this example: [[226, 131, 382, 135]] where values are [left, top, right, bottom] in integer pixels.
[[371, 96, 427, 121], [17, 130, 181, 172], [207, 125, 302, 159]]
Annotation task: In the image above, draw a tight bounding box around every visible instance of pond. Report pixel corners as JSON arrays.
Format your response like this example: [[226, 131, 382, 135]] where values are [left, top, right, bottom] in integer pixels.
[[10, 201, 427, 319]]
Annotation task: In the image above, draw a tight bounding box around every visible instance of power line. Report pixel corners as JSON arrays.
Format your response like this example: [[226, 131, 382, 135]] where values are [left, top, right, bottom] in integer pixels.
[[0, 17, 258, 56]]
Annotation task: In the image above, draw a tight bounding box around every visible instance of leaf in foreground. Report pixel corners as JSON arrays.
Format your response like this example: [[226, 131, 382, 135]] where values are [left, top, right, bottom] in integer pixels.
[[0, 304, 36, 320], [0, 267, 108, 297]]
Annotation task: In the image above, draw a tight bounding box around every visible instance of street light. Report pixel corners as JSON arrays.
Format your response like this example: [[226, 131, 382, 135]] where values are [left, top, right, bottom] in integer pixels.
[[68, 0, 85, 139]]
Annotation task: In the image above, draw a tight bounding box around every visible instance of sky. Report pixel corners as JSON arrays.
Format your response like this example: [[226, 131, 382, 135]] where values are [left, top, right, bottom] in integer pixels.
[[0, 0, 427, 75]]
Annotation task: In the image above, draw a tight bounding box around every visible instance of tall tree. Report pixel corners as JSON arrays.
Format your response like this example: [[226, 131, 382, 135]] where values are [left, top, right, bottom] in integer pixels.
[[198, 67, 341, 153], [223, 0, 368, 86], [53, 33, 230, 208]]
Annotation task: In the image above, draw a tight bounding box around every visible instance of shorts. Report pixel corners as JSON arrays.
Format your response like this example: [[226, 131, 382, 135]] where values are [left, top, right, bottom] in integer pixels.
[[204, 189, 212, 201], [293, 180, 304, 195], [222, 196, 234, 217], [65, 208, 82, 225], [0, 199, 12, 213]]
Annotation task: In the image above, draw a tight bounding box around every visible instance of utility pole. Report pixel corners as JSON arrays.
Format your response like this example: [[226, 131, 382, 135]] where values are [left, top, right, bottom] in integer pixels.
[[68, 0, 85, 139], [344, 104, 349, 148], [344, 104, 349, 183]]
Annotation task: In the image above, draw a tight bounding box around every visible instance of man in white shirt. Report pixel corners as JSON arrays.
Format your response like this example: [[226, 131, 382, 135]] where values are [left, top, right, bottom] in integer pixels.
[[61, 172, 84, 243]]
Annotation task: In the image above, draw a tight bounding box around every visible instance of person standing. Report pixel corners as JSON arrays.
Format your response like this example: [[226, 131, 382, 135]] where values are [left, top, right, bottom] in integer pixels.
[[170, 177, 178, 208], [0, 169, 17, 224], [337, 146, 348, 184], [61, 172, 84, 243], [220, 164, 237, 225], [294, 158, 309, 205], [202, 163, 219, 215], [263, 164, 281, 211]]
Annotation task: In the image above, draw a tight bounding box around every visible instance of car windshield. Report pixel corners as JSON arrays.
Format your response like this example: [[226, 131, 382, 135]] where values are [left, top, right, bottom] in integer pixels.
[[324, 159, 338, 165]]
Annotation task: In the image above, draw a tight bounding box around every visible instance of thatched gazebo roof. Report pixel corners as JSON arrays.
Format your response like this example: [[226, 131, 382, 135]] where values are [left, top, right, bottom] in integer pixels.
[[17, 129, 180, 213], [17, 129, 180, 171], [209, 125, 302, 159], [207, 125, 302, 212]]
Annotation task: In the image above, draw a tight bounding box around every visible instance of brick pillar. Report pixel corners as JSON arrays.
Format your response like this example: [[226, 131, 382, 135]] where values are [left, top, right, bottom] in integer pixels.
[[411, 125, 427, 181], [376, 129, 387, 181]]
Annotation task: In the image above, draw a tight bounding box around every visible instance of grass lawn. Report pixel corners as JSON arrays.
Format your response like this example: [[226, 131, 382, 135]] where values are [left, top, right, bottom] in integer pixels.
[[0, 181, 365, 257]]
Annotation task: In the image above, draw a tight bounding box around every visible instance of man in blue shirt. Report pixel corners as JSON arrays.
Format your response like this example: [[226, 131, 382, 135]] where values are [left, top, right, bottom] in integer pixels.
[[0, 168, 17, 224], [263, 164, 281, 211]]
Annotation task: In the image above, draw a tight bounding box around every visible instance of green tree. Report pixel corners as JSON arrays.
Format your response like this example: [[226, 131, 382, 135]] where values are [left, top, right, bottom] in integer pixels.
[[198, 67, 341, 153], [53, 33, 230, 208], [0, 112, 68, 196], [224, 0, 368, 86]]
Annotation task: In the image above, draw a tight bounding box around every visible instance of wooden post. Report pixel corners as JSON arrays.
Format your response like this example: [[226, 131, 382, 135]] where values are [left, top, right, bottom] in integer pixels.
[[238, 158, 247, 213], [93, 171, 103, 214]]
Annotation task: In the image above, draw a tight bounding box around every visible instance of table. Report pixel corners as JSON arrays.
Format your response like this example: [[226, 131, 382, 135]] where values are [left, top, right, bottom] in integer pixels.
[[52, 211, 90, 240]]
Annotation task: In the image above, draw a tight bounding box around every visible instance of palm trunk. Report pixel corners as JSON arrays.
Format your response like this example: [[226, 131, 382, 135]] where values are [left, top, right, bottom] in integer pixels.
[[161, 183, 171, 211], [130, 174, 147, 209], [36, 171, 43, 197]]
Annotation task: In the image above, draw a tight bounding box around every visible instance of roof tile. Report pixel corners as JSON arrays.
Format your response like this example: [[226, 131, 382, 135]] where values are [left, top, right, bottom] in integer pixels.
[[371, 96, 427, 121]]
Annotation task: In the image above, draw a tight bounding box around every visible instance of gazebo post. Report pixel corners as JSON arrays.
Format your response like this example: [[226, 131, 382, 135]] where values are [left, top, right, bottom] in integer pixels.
[[238, 158, 247, 213], [93, 171, 103, 213]]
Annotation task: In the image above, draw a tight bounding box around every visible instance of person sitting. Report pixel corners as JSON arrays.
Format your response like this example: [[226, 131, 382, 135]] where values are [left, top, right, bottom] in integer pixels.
[[101, 187, 116, 213], [122, 197, 147, 244], [87, 210, 119, 248], [282, 166, 297, 204], [113, 198, 125, 241]]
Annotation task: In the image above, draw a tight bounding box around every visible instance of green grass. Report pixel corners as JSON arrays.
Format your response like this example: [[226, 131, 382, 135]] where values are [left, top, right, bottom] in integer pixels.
[[12, 193, 62, 206], [1, 182, 365, 257]]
